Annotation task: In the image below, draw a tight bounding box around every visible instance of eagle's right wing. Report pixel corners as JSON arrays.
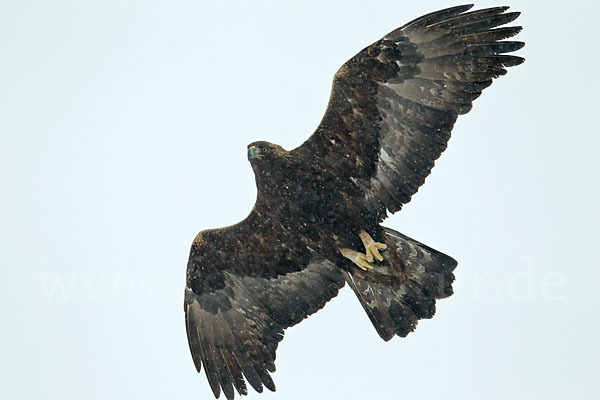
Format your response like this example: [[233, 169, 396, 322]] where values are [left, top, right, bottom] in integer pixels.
[[185, 213, 345, 400], [293, 5, 524, 220]]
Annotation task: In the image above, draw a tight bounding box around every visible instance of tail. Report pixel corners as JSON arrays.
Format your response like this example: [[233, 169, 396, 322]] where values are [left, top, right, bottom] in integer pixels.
[[344, 227, 457, 341]]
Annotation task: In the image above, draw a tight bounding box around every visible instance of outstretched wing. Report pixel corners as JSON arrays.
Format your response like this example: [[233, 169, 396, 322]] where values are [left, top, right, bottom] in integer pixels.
[[292, 4, 524, 220], [185, 211, 345, 400]]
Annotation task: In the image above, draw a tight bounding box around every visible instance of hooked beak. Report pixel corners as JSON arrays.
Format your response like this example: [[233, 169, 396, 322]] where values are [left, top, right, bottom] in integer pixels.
[[247, 145, 262, 160]]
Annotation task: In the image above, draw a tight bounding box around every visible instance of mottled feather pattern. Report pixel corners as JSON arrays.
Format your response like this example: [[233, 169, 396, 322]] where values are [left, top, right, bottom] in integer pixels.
[[186, 258, 345, 399], [295, 4, 523, 216], [344, 227, 457, 340]]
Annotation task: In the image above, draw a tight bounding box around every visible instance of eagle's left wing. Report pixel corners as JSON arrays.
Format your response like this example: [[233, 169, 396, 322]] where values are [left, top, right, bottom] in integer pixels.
[[292, 5, 524, 220], [185, 214, 345, 400]]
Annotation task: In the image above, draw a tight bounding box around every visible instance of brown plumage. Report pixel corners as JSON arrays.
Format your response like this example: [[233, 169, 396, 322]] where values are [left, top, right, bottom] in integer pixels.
[[185, 5, 524, 399]]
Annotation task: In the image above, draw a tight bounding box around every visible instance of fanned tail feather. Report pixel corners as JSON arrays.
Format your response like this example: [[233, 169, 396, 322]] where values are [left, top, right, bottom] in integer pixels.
[[345, 227, 457, 340]]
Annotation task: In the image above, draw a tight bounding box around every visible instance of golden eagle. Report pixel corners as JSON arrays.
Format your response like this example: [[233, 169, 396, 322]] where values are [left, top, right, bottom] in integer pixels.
[[185, 4, 524, 399]]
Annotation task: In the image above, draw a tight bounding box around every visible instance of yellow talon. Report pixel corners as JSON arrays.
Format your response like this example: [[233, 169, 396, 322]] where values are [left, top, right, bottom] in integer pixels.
[[359, 229, 387, 262], [339, 248, 374, 270], [339, 229, 387, 271]]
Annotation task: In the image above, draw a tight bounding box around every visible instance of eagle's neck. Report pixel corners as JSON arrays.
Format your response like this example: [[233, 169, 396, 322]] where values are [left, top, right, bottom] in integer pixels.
[[251, 155, 299, 209]]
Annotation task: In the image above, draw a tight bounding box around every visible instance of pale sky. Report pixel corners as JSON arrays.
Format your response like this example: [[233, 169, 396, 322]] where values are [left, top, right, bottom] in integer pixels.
[[1, 1, 598, 399]]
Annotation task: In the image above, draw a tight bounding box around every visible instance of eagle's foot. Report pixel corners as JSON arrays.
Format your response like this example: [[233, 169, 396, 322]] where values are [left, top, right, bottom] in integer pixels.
[[339, 248, 374, 271], [359, 229, 387, 262]]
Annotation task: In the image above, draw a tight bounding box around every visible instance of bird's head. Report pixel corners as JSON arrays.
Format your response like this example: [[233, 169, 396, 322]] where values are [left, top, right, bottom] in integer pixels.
[[247, 141, 286, 164], [247, 141, 292, 187]]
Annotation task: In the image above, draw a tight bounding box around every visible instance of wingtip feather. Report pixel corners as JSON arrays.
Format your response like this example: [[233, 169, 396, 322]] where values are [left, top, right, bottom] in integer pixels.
[[400, 4, 475, 30]]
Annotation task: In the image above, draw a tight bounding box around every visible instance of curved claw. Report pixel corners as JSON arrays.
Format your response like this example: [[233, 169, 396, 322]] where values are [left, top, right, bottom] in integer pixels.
[[339, 248, 375, 271], [359, 230, 387, 262], [367, 242, 387, 262]]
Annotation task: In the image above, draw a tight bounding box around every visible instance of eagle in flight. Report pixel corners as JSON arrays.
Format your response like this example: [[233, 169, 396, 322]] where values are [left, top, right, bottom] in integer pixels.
[[185, 5, 524, 399]]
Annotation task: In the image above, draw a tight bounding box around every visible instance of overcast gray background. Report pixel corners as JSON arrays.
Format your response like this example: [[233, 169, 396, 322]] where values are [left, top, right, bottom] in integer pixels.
[[1, 0, 598, 399]]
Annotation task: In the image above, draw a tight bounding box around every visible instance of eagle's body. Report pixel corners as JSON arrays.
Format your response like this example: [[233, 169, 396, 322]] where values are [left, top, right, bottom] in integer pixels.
[[185, 5, 524, 399], [249, 142, 382, 258]]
